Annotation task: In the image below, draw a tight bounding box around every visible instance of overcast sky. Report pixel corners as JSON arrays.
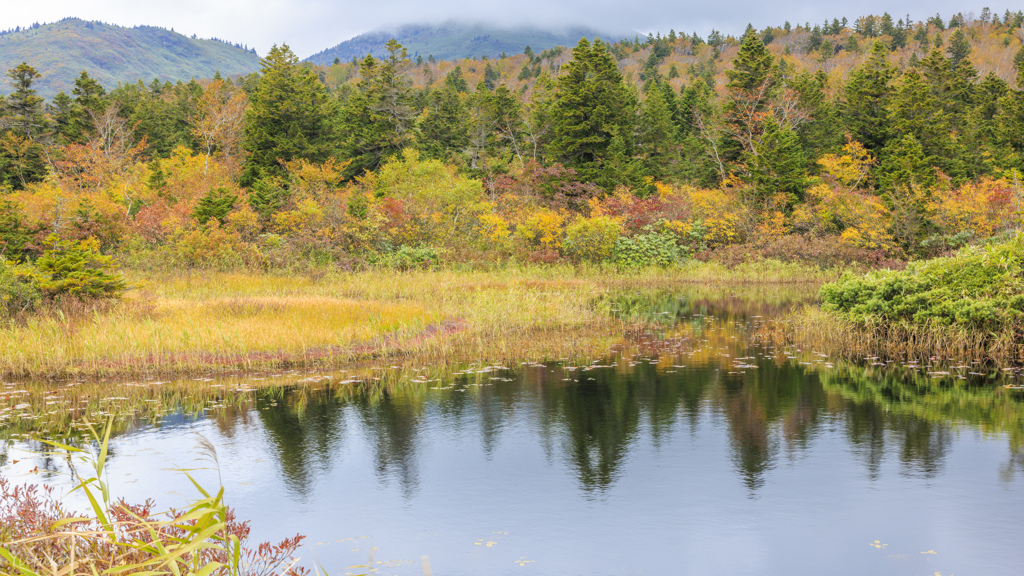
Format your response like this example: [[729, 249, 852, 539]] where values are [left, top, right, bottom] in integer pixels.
[[1, 1, 1015, 58]]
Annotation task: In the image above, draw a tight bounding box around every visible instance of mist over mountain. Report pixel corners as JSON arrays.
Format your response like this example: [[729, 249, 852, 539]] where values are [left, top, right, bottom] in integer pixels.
[[0, 18, 261, 99], [304, 21, 633, 64]]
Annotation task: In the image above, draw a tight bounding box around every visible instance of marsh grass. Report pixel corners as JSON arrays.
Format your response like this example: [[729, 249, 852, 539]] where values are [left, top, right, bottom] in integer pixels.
[[0, 261, 833, 379], [758, 305, 1024, 366]]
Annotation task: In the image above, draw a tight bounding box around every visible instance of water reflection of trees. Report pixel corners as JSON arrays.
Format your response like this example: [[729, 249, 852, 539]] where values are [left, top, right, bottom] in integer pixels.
[[255, 388, 346, 498], [239, 296, 1023, 499], [245, 361, 1019, 501], [819, 365, 1024, 478], [352, 392, 424, 498], [539, 368, 641, 494]]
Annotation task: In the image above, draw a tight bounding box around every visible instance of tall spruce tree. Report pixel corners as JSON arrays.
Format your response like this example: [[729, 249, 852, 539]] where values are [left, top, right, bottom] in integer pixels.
[[722, 30, 777, 165], [69, 71, 107, 144], [3, 64, 46, 140], [547, 38, 636, 186], [789, 70, 843, 160], [721, 31, 809, 202], [725, 31, 775, 94], [417, 82, 469, 162], [1, 63, 48, 188], [490, 85, 526, 163], [965, 72, 1010, 172], [241, 44, 335, 187], [996, 46, 1024, 169], [842, 41, 896, 151], [637, 84, 679, 181], [339, 41, 416, 179], [946, 28, 972, 70]]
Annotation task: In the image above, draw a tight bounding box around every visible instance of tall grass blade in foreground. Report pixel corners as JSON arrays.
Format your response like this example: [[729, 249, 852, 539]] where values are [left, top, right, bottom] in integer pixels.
[[0, 417, 306, 576]]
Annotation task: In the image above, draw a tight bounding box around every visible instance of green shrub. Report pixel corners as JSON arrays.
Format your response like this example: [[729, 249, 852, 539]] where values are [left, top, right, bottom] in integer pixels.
[[614, 228, 683, 268], [0, 258, 42, 315], [193, 186, 238, 226], [820, 232, 1024, 330], [0, 199, 38, 263], [35, 238, 128, 300], [374, 245, 441, 270]]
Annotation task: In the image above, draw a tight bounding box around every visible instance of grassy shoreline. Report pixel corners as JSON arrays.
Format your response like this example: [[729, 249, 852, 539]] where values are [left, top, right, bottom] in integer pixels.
[[757, 305, 1024, 366], [0, 260, 836, 380], [760, 233, 1024, 367]]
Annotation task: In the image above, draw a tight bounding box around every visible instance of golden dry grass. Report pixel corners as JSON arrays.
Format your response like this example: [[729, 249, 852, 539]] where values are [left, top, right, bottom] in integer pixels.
[[0, 262, 833, 379]]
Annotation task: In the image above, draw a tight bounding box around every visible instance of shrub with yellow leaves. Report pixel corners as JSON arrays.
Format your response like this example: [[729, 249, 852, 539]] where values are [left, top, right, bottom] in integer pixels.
[[564, 215, 622, 263], [515, 208, 565, 251]]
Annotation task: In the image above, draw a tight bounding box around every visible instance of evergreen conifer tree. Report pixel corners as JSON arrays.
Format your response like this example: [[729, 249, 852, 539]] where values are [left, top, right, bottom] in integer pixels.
[[947, 28, 972, 70], [637, 85, 679, 181], [338, 41, 416, 179], [193, 187, 238, 226], [240, 44, 334, 187], [417, 83, 469, 161], [842, 41, 896, 151], [0, 63, 48, 188], [547, 38, 637, 185]]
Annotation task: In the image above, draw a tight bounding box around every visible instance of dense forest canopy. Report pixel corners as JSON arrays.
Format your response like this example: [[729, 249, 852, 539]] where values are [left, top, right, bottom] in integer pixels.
[[1, 9, 1023, 273]]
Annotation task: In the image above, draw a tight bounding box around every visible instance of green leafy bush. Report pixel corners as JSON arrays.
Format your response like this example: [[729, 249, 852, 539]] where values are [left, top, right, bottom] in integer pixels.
[[820, 232, 1024, 330], [0, 258, 42, 315], [614, 228, 683, 268], [374, 245, 441, 270]]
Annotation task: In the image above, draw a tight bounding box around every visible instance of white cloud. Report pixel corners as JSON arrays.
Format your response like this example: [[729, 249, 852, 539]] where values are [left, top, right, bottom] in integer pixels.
[[1, 1, 1016, 58]]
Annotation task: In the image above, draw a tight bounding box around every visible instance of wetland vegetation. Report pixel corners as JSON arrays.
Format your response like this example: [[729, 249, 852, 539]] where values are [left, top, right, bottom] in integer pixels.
[[2, 6, 1024, 576], [2, 286, 1022, 575]]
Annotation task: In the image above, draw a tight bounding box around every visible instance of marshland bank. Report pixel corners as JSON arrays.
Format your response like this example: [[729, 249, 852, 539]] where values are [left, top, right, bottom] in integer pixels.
[[0, 260, 833, 380], [757, 232, 1024, 366]]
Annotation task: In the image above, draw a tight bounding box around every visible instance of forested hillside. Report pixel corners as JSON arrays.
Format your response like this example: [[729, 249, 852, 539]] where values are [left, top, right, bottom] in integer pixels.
[[0, 18, 260, 99], [305, 22, 628, 64], [1, 9, 1023, 276]]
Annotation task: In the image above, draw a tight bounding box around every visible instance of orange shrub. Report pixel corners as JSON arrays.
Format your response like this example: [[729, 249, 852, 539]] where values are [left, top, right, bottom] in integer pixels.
[[929, 177, 1018, 238]]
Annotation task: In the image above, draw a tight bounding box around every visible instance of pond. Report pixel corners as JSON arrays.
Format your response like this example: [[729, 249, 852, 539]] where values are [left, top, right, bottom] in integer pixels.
[[3, 291, 1023, 575]]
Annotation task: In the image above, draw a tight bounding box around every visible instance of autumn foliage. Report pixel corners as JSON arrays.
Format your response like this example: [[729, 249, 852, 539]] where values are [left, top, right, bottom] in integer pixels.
[[1, 11, 1023, 280]]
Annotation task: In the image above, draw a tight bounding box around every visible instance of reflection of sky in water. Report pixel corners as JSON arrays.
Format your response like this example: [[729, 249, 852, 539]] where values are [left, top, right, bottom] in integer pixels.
[[1, 294, 1022, 576]]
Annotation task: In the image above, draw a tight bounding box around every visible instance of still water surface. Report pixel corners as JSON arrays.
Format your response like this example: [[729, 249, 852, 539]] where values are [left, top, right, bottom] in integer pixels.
[[3, 293, 1023, 575]]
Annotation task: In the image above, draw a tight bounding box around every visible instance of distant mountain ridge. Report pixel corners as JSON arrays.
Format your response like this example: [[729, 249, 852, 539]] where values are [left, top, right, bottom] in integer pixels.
[[0, 18, 261, 99], [305, 21, 631, 64]]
